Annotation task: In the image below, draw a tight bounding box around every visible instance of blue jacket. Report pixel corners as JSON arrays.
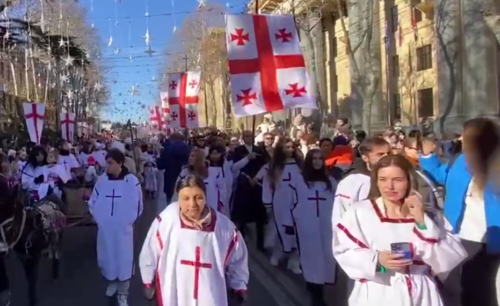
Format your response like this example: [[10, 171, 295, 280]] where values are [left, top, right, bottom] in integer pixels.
[[419, 153, 500, 252], [157, 140, 191, 194]]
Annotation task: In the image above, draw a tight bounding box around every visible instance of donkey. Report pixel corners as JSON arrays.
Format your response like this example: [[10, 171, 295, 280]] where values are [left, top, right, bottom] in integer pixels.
[[0, 171, 64, 306]]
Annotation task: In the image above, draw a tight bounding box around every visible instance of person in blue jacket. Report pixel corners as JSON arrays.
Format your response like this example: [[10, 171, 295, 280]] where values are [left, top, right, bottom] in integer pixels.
[[156, 133, 191, 206], [419, 117, 500, 306]]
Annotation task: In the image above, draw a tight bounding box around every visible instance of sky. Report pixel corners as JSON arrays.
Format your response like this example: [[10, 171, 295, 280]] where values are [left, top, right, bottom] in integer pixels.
[[79, 0, 247, 124]]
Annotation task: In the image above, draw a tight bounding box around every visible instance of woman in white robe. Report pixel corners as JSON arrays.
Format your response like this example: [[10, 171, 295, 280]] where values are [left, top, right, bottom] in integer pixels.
[[291, 149, 336, 306], [139, 174, 248, 306], [261, 138, 302, 274], [172, 148, 228, 216], [207, 145, 233, 209], [333, 154, 467, 306]]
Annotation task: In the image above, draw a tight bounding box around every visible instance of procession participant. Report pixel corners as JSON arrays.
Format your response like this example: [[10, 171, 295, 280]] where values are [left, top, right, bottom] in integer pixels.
[[207, 144, 233, 206], [42, 150, 71, 200], [172, 148, 228, 216], [78, 142, 93, 167], [88, 148, 143, 306], [143, 157, 158, 200], [333, 154, 467, 306], [57, 139, 80, 178], [17, 150, 27, 175], [261, 138, 302, 273], [157, 133, 191, 206], [331, 137, 391, 226], [231, 130, 269, 252], [291, 149, 336, 306], [21, 146, 48, 192], [139, 175, 249, 306], [419, 118, 500, 306]]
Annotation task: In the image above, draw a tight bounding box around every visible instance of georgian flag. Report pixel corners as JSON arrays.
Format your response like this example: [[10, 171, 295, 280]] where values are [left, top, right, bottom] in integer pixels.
[[225, 14, 317, 118]]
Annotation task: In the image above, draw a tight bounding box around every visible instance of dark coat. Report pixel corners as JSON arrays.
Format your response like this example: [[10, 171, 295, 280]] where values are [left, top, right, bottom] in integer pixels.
[[157, 140, 192, 198]]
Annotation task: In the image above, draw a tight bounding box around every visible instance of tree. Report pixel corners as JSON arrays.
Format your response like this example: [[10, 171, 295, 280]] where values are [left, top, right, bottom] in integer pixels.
[[0, 0, 107, 133], [335, 0, 383, 133], [161, 3, 230, 128], [480, 0, 500, 44]]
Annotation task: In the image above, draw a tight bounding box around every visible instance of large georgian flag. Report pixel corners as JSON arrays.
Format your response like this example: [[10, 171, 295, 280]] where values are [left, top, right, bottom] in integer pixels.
[[225, 14, 317, 118], [166, 72, 201, 129]]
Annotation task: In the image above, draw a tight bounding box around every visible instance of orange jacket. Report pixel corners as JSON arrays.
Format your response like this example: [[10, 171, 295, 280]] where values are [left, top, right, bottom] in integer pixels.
[[325, 145, 354, 167]]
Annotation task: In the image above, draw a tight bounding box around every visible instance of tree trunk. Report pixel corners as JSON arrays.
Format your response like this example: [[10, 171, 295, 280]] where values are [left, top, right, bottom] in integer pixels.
[[30, 48, 39, 102], [24, 48, 30, 101]]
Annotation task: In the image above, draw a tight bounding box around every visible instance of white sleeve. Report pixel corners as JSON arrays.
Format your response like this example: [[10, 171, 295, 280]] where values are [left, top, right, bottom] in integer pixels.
[[131, 176, 144, 221], [225, 230, 249, 292], [261, 172, 272, 206], [139, 217, 162, 287], [332, 180, 355, 226], [21, 166, 35, 190], [333, 207, 385, 284], [412, 214, 467, 275], [88, 177, 103, 213], [231, 157, 249, 176]]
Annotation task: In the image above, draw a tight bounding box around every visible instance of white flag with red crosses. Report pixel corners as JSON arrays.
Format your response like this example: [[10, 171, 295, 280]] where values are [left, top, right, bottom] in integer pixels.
[[149, 106, 166, 130], [225, 14, 317, 118], [165, 72, 201, 129]]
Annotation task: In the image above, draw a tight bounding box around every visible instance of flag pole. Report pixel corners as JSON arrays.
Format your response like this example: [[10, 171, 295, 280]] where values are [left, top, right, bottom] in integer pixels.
[[251, 0, 259, 149]]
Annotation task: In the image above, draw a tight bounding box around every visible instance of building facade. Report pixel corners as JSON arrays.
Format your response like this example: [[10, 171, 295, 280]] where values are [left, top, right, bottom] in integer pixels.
[[248, 0, 500, 134]]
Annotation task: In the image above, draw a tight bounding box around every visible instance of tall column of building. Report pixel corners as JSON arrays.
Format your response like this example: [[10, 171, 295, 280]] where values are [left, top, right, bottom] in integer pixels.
[[348, 0, 386, 131], [462, 0, 498, 118], [434, 0, 464, 135]]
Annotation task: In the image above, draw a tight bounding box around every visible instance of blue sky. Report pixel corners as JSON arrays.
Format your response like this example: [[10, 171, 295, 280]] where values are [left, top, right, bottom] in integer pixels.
[[80, 0, 246, 123]]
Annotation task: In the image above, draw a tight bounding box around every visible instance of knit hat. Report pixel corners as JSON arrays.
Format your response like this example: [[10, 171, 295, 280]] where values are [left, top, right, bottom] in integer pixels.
[[87, 156, 95, 166]]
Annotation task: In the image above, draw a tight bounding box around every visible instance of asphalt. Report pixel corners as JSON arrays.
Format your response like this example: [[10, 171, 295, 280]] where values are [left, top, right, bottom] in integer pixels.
[[5, 173, 350, 306]]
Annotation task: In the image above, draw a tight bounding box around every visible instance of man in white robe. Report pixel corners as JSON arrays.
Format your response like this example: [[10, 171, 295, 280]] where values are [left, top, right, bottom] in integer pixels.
[[331, 137, 391, 225], [139, 203, 249, 306], [88, 153, 143, 306]]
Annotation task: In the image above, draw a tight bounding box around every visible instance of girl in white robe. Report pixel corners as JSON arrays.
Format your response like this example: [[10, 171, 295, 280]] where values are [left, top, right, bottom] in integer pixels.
[[138, 175, 248, 306], [143, 160, 158, 198], [207, 145, 233, 209], [172, 148, 228, 216], [21, 146, 48, 193], [261, 138, 302, 274], [291, 149, 336, 306], [333, 154, 467, 306]]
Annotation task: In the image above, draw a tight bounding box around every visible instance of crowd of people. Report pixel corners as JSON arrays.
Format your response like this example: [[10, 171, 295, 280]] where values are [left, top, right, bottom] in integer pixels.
[[0, 115, 495, 306]]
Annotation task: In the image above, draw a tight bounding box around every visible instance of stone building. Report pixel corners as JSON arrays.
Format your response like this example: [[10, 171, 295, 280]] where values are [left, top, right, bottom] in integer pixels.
[[247, 0, 500, 134]]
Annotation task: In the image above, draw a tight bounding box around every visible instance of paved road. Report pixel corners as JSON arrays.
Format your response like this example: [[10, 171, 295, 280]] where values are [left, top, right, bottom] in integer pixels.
[[6, 172, 350, 306]]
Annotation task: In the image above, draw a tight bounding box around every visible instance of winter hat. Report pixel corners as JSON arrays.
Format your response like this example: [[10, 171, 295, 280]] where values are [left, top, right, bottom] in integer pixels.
[[87, 156, 95, 166]]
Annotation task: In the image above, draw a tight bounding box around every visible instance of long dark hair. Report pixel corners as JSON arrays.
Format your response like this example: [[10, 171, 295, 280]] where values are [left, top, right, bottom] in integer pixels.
[[268, 138, 301, 188], [208, 145, 225, 167], [302, 149, 333, 192], [26, 146, 47, 168]]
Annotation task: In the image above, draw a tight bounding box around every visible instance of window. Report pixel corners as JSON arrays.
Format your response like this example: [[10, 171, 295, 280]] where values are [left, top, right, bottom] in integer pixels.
[[413, 0, 422, 23], [394, 94, 401, 120], [392, 55, 399, 77], [417, 88, 434, 117], [417, 45, 432, 71], [390, 6, 398, 33]]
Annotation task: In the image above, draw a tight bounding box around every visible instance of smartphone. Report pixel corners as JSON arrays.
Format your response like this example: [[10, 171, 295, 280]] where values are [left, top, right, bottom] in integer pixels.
[[391, 242, 412, 260]]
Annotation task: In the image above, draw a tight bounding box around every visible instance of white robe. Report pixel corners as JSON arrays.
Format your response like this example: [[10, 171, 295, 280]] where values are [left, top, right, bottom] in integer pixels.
[[331, 172, 371, 226], [88, 171, 144, 281], [139, 203, 249, 306], [41, 164, 71, 198], [58, 154, 80, 178], [333, 198, 467, 306], [261, 162, 301, 252], [144, 162, 158, 192], [173, 167, 228, 216], [92, 150, 107, 167], [292, 179, 337, 284], [21, 164, 44, 191]]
